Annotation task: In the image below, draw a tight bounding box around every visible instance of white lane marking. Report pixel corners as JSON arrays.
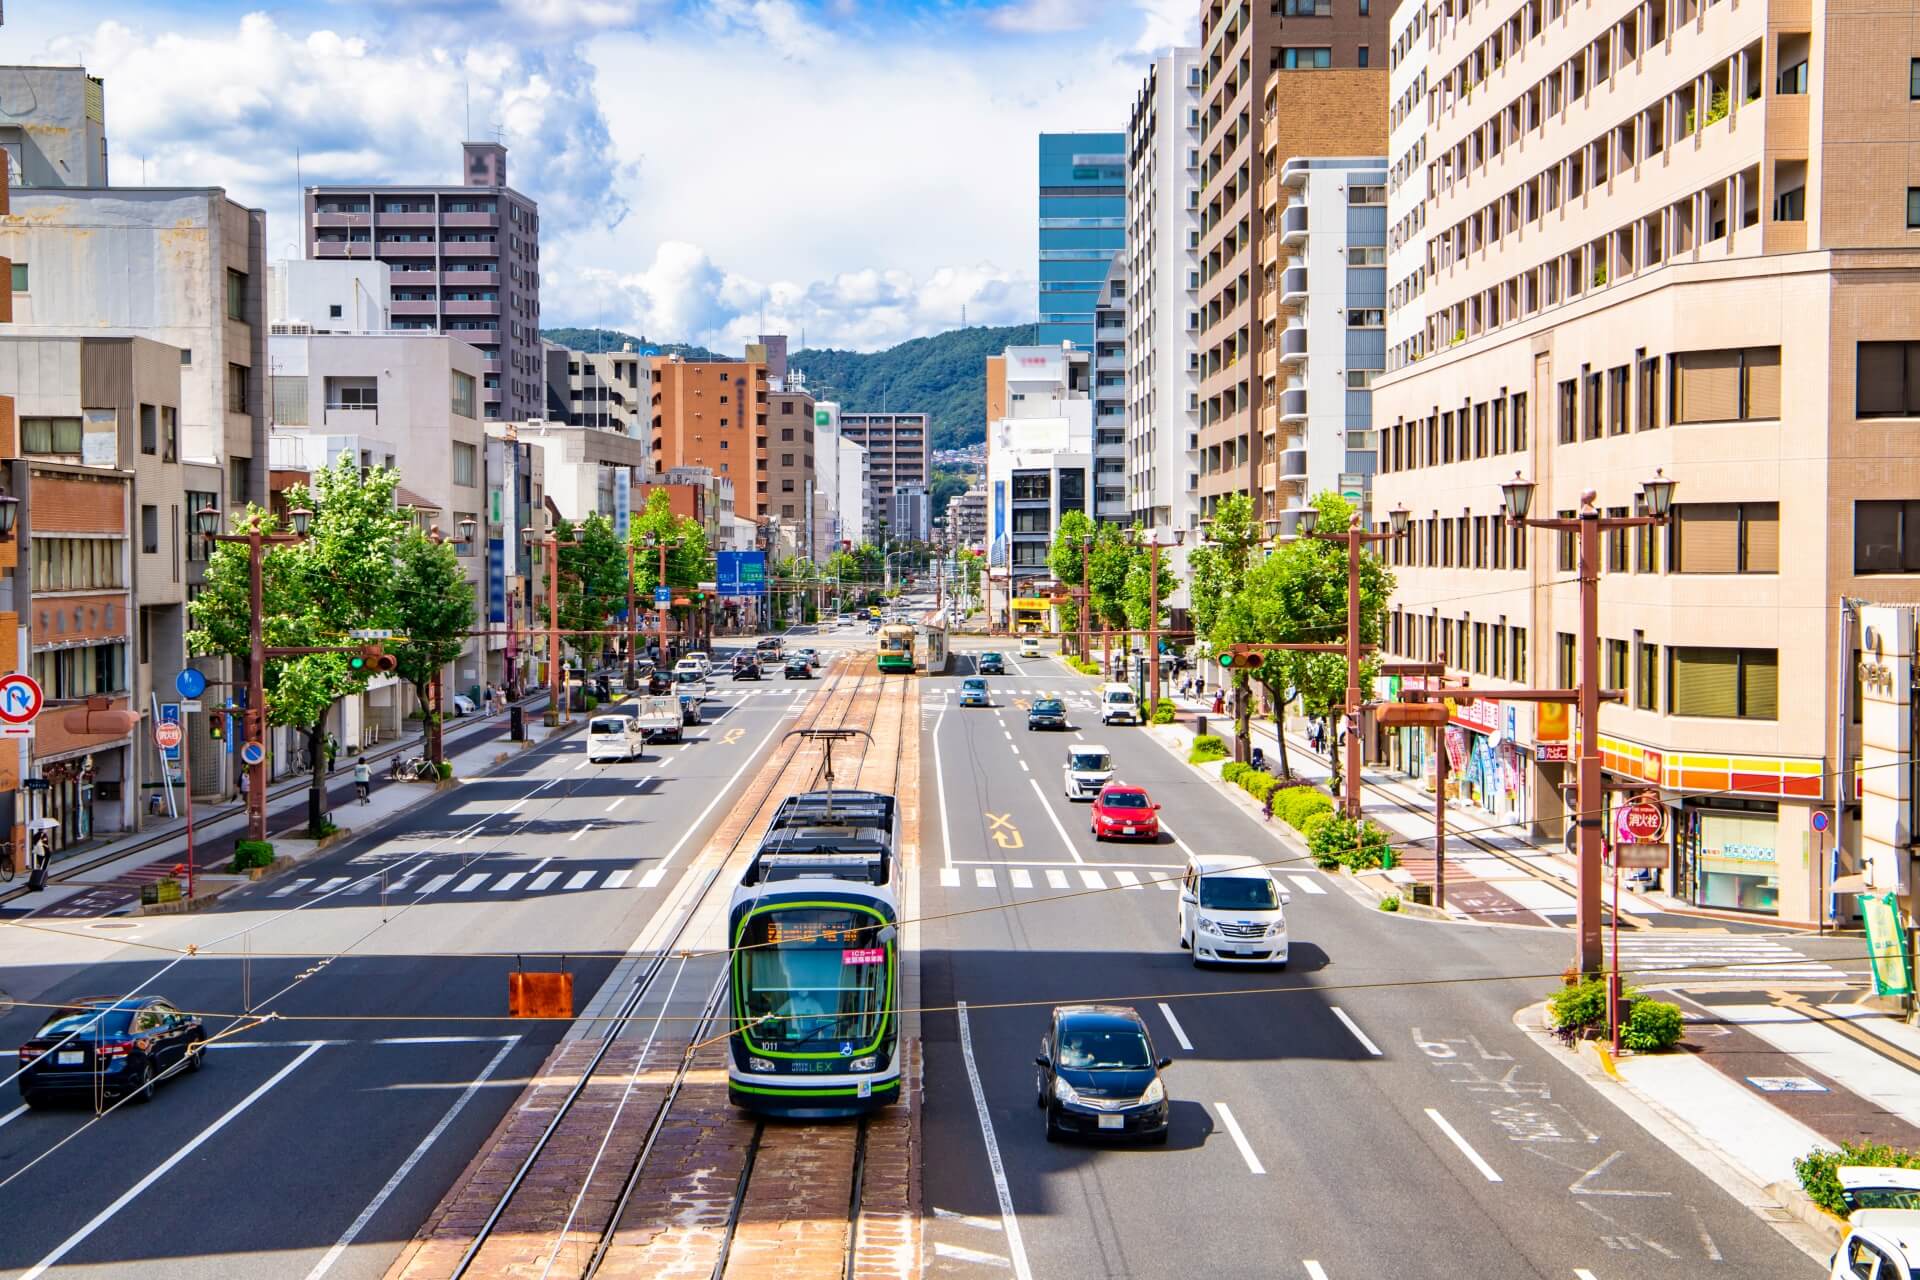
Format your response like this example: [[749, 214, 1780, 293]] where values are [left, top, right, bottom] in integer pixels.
[[940, 867, 961, 888], [272, 878, 313, 898], [1214, 1102, 1266, 1174], [975, 868, 995, 888], [527, 857, 553, 878], [489, 873, 525, 893], [1426, 1108, 1502, 1182], [1330, 1007, 1382, 1057], [502, 798, 526, 814], [933, 1242, 1011, 1269], [528, 872, 560, 891], [1003, 730, 1013, 741], [303, 1037, 521, 1280], [22, 1042, 325, 1280], [565, 870, 594, 890], [1157, 1002, 1194, 1051], [452, 873, 488, 893], [312, 877, 350, 895], [934, 706, 954, 869], [574, 759, 589, 771], [1008, 743, 1020, 756], [603, 869, 632, 889], [0, 1104, 27, 1130], [1289, 875, 1327, 895], [955, 1002, 1034, 1280], [457, 829, 478, 844], [1020, 760, 1029, 772], [1114, 870, 1141, 889], [1574, 1272, 1599, 1280], [932, 1207, 1004, 1232], [1027, 778, 1086, 865], [1077, 869, 1106, 890], [638, 868, 666, 889], [1159, 824, 1201, 860], [1045, 869, 1069, 889], [419, 875, 455, 894], [1010, 868, 1033, 889], [1304, 1265, 1331, 1280], [606, 797, 625, 812], [570, 824, 593, 842]]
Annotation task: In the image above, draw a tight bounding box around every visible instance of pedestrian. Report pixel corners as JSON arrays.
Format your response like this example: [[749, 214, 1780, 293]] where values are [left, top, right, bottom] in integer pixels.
[[238, 769, 249, 802], [495, 687, 508, 716], [1262, 789, 1275, 824], [325, 733, 339, 771], [353, 759, 372, 805], [27, 830, 50, 893], [1211, 691, 1224, 716]]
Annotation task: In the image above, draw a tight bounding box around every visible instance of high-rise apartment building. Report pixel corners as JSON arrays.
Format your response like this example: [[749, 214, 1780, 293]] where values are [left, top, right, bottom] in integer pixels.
[[1370, 0, 1920, 925], [837, 412, 930, 540], [1126, 48, 1206, 535], [647, 356, 770, 521], [1194, 0, 1390, 526], [1038, 132, 1127, 347], [766, 381, 817, 553], [306, 142, 541, 421], [1091, 255, 1131, 523], [540, 341, 646, 435], [1385, 0, 1434, 371]]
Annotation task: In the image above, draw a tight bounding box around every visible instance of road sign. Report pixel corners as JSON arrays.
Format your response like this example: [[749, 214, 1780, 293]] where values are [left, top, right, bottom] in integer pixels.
[[1811, 810, 1831, 834], [1614, 797, 1666, 844], [174, 668, 208, 700], [154, 722, 183, 750], [349, 629, 397, 640], [654, 586, 672, 607], [0, 673, 44, 725], [181, 700, 203, 713], [240, 741, 266, 767]]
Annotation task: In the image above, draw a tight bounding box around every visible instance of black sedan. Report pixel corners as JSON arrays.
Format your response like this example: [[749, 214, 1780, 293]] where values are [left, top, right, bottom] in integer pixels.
[[19, 996, 206, 1107], [1035, 1005, 1170, 1144], [1027, 698, 1069, 730], [784, 656, 813, 679], [978, 652, 1006, 675], [731, 657, 762, 681]]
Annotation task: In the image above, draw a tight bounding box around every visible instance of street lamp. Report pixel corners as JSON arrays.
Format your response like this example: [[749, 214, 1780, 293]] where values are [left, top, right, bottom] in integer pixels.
[[629, 533, 685, 679], [0, 494, 20, 540]]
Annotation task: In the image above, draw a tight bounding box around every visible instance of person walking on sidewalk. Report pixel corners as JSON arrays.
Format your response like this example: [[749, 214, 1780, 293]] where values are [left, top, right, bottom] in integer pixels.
[[1211, 691, 1224, 716], [353, 759, 372, 805], [26, 830, 50, 893]]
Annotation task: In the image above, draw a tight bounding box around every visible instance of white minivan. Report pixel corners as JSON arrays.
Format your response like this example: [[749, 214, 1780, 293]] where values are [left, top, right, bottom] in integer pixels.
[[1098, 682, 1141, 726], [1019, 635, 1042, 658], [586, 714, 645, 762], [1177, 854, 1290, 967]]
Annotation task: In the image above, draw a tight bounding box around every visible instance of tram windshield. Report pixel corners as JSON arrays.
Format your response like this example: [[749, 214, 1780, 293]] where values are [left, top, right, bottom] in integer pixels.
[[740, 907, 891, 1049]]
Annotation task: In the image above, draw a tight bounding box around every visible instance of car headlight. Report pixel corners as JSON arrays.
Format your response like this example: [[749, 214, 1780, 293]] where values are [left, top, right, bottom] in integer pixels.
[[1139, 1078, 1165, 1106], [850, 1055, 878, 1072], [1052, 1075, 1080, 1103], [1268, 920, 1287, 936], [1197, 918, 1222, 935], [747, 1056, 775, 1072]]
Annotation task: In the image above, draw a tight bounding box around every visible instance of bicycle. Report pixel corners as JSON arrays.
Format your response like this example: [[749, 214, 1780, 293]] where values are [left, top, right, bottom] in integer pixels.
[[388, 756, 438, 783], [0, 841, 13, 884]]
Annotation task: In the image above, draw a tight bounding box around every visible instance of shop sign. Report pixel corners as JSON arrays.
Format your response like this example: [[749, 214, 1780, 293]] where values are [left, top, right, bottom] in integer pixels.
[[1445, 696, 1500, 735], [1537, 742, 1570, 763], [1614, 797, 1667, 844], [1859, 892, 1915, 997], [1443, 726, 1467, 771]]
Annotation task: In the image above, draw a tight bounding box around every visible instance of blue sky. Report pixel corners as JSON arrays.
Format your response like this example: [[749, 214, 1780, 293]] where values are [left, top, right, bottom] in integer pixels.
[[11, 0, 1196, 351]]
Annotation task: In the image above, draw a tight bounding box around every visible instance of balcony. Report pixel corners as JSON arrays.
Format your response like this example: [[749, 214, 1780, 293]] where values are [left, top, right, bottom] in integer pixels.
[[444, 298, 501, 316], [440, 241, 498, 257], [1280, 267, 1308, 305], [441, 211, 500, 229], [1258, 348, 1278, 380], [1282, 205, 1309, 245], [375, 241, 437, 257], [391, 297, 438, 316], [1280, 446, 1307, 477], [312, 241, 372, 259], [1280, 326, 1308, 363], [1279, 388, 1307, 422], [313, 210, 369, 229], [374, 211, 437, 228], [323, 406, 379, 430]]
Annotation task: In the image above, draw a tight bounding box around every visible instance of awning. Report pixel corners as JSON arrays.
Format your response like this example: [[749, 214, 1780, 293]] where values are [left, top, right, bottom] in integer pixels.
[[395, 487, 441, 513], [1828, 873, 1870, 896]]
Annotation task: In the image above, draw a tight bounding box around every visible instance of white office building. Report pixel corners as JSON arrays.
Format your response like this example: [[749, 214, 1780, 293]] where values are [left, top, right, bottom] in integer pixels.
[[1384, 0, 1432, 373], [986, 344, 1094, 620]]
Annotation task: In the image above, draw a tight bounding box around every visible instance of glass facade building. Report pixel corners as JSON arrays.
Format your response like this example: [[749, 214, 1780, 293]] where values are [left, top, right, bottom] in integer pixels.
[[1037, 132, 1125, 348]]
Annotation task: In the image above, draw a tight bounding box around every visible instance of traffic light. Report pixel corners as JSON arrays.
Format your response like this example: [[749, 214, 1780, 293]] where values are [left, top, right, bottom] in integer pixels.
[[351, 643, 398, 673], [1218, 647, 1236, 668], [1218, 644, 1252, 668], [208, 716, 225, 741]]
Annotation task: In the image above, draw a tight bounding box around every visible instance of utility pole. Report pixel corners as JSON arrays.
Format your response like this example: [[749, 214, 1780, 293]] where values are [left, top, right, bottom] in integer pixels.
[[1127, 530, 1186, 710], [1079, 533, 1092, 661], [423, 519, 478, 767], [524, 526, 584, 726]]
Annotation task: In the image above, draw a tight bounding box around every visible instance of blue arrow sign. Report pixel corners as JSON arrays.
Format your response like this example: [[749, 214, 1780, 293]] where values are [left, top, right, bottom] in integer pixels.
[[654, 586, 672, 607], [174, 668, 208, 700]]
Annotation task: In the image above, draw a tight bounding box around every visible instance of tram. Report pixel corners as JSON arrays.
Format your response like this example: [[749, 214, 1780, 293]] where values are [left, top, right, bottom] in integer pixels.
[[876, 623, 916, 673], [727, 786, 901, 1117]]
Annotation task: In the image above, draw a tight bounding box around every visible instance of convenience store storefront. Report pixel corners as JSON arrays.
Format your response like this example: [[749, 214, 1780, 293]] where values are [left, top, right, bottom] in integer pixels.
[[1380, 691, 1533, 831]]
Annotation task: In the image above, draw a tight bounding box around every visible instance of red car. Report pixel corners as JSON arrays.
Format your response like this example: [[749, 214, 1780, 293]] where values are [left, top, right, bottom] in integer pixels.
[[1090, 785, 1160, 841]]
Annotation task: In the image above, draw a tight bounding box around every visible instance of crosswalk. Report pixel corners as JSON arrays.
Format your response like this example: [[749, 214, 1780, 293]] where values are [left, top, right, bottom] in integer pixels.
[[937, 866, 1332, 898], [267, 863, 666, 901], [1614, 935, 1850, 983]]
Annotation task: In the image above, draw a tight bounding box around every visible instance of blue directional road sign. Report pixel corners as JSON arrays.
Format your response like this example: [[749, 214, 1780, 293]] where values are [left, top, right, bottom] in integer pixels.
[[654, 586, 672, 607], [174, 668, 208, 700]]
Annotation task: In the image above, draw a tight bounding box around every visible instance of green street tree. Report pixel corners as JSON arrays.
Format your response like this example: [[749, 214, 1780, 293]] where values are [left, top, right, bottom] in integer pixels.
[[544, 513, 626, 670], [1047, 509, 1097, 651], [629, 490, 709, 655], [1185, 493, 1261, 760], [391, 527, 478, 767]]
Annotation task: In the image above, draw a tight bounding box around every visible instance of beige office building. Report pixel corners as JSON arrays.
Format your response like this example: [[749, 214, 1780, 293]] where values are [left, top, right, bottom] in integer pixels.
[[1370, 0, 1920, 925]]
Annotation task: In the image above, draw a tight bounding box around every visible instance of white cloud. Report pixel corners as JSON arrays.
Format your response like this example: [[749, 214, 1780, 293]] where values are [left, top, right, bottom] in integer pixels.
[[985, 0, 1108, 34], [500, 0, 653, 30]]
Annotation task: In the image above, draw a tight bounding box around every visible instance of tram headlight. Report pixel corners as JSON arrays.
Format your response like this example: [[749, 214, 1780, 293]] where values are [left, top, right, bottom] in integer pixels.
[[850, 1055, 878, 1072], [747, 1056, 775, 1072]]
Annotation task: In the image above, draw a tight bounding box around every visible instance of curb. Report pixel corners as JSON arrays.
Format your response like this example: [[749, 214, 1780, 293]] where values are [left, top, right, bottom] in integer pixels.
[[1512, 1000, 1839, 1265]]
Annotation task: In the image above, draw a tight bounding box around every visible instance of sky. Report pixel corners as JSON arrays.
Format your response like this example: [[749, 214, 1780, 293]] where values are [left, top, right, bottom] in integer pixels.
[[8, 0, 1200, 352]]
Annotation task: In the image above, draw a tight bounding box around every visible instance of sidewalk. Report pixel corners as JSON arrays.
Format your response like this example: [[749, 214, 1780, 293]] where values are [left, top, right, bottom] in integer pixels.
[[4, 698, 563, 919]]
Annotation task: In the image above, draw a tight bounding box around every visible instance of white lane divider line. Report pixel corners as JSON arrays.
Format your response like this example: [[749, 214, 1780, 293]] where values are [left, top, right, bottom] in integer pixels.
[[1019, 760, 1029, 772], [23, 1042, 325, 1280], [975, 868, 995, 888], [0, 1103, 28, 1130], [1157, 1002, 1194, 1051], [452, 873, 489, 893], [1214, 1102, 1266, 1175], [1330, 1007, 1382, 1057], [1574, 1272, 1599, 1280], [574, 760, 589, 771], [932, 1207, 1004, 1232], [528, 872, 560, 891], [1009, 743, 1020, 756], [1010, 868, 1033, 889], [606, 797, 625, 812], [603, 869, 632, 889], [570, 824, 593, 842], [489, 873, 525, 893], [637, 867, 666, 889], [272, 879, 314, 898], [932, 1242, 1010, 1269], [1304, 1265, 1331, 1280], [1426, 1107, 1502, 1182], [564, 870, 594, 890], [1289, 875, 1327, 895], [940, 867, 961, 888], [1026, 777, 1086, 865], [955, 1002, 1035, 1280], [1045, 869, 1069, 889]]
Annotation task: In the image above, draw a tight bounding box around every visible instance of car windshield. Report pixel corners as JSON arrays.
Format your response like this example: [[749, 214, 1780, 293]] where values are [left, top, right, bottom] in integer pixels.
[[1102, 792, 1150, 809], [1070, 752, 1111, 772], [1034, 700, 1063, 713], [981, 653, 1002, 662], [37, 1007, 136, 1040], [1199, 875, 1280, 910], [963, 679, 987, 691], [676, 670, 702, 683], [1057, 1026, 1152, 1070]]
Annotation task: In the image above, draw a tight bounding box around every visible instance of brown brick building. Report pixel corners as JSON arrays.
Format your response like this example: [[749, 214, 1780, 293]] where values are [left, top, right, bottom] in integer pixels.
[[647, 358, 770, 523], [764, 387, 817, 555]]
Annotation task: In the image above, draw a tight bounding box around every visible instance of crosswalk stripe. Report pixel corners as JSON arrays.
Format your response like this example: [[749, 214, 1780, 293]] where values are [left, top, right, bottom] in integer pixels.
[[1078, 869, 1106, 890], [975, 868, 995, 888], [1155, 876, 1178, 891], [453, 873, 488, 893], [940, 867, 960, 888], [272, 878, 313, 898], [1046, 869, 1069, 889], [603, 869, 632, 889], [1114, 870, 1141, 890], [564, 870, 594, 890], [528, 872, 559, 891], [489, 873, 525, 893], [420, 874, 455, 894], [1010, 868, 1033, 889], [312, 877, 350, 895], [638, 867, 666, 889], [1289, 875, 1327, 895]]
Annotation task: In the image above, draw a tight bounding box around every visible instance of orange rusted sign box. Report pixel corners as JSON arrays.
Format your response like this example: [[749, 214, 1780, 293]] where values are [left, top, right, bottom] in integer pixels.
[[508, 970, 574, 1018]]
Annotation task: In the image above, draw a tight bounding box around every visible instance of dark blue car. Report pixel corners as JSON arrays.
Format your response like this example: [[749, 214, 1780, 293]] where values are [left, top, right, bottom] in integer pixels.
[[19, 996, 206, 1107], [1034, 1005, 1171, 1144]]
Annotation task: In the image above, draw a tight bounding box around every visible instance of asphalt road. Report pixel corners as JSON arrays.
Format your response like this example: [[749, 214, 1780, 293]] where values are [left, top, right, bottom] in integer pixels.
[[918, 640, 1827, 1280], [0, 629, 849, 1280]]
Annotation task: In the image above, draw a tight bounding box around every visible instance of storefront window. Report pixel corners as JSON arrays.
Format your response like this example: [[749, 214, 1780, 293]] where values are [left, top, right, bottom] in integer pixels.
[[1688, 806, 1779, 913]]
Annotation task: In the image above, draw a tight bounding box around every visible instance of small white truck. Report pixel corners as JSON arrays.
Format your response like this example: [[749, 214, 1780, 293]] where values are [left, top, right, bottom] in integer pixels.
[[627, 694, 686, 744]]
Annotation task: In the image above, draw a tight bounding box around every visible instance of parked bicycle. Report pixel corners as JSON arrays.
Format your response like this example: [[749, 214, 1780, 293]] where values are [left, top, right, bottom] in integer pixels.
[[0, 840, 13, 884], [388, 755, 439, 783]]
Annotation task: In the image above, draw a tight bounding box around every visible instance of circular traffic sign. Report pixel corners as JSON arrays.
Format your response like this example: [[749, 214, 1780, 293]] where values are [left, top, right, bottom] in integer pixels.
[[240, 741, 266, 767], [0, 673, 45, 726], [1812, 810, 1831, 834], [174, 668, 208, 700], [1615, 798, 1666, 844], [154, 722, 183, 750]]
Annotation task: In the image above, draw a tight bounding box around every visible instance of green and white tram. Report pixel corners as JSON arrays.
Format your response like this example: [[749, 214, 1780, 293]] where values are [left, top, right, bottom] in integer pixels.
[[728, 789, 901, 1117]]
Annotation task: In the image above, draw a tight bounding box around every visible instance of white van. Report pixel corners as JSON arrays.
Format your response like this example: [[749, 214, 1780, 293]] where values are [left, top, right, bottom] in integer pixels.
[[586, 714, 645, 762], [1099, 682, 1140, 726], [1019, 635, 1042, 658], [1063, 744, 1114, 801], [1177, 854, 1290, 968]]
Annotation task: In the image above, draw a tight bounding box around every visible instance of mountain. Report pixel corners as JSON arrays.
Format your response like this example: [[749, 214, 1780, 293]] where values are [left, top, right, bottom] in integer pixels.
[[540, 327, 725, 361], [794, 324, 1036, 452]]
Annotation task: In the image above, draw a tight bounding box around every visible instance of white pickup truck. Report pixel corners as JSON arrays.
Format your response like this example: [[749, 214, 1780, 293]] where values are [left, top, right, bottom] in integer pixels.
[[627, 694, 685, 744]]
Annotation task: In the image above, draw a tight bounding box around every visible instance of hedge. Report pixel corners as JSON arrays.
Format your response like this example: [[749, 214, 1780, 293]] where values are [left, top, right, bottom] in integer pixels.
[[1795, 1142, 1920, 1217], [1189, 733, 1229, 764], [1273, 785, 1334, 833], [1307, 813, 1393, 870], [1547, 978, 1684, 1052], [1149, 699, 1177, 725], [231, 839, 275, 873], [1621, 999, 1685, 1052]]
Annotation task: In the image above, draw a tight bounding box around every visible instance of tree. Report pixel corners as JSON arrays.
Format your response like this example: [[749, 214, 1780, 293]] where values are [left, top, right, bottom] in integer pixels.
[[392, 528, 477, 767], [1185, 493, 1261, 761], [1047, 510, 1097, 650], [629, 490, 708, 657], [546, 514, 626, 669]]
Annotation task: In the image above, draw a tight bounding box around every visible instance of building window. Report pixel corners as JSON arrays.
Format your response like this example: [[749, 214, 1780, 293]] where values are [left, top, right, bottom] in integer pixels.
[[1557, 632, 1576, 688], [452, 441, 477, 488], [1853, 499, 1920, 573], [9, 262, 25, 292], [1669, 647, 1778, 719], [1557, 379, 1578, 443], [1279, 46, 1334, 68], [1637, 354, 1662, 430], [1910, 187, 1920, 229], [1910, 57, 1920, 99], [186, 491, 217, 562], [1606, 638, 1629, 691], [1636, 637, 1660, 710], [226, 269, 247, 322], [1348, 184, 1386, 205], [1358, 45, 1371, 67], [227, 363, 250, 414], [19, 417, 83, 457], [162, 407, 177, 462], [31, 643, 128, 700], [1671, 347, 1781, 422], [1670, 502, 1779, 573], [141, 505, 159, 555], [32, 537, 126, 591], [140, 404, 158, 455], [272, 376, 309, 427], [451, 370, 477, 419], [1857, 341, 1920, 418]]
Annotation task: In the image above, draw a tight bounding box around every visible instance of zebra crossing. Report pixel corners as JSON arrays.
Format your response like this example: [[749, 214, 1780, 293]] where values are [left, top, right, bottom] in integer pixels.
[[266, 862, 665, 901], [936, 865, 1333, 898], [1613, 935, 1851, 984]]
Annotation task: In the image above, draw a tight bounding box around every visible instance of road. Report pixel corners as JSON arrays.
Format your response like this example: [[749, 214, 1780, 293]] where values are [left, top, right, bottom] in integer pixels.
[[0, 630, 847, 1280], [918, 638, 1827, 1279]]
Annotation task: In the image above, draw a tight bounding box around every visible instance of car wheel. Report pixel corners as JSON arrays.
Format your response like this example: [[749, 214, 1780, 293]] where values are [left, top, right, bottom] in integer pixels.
[[188, 1037, 206, 1071], [19, 1089, 42, 1109], [1043, 1110, 1062, 1143], [132, 1063, 157, 1104], [1035, 1070, 1047, 1108]]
